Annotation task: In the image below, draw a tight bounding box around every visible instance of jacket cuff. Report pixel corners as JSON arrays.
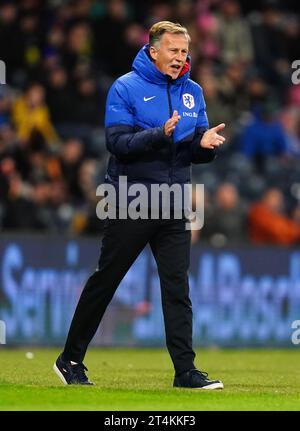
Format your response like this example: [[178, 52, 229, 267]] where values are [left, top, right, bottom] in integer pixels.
[[192, 145, 217, 164], [151, 126, 171, 149]]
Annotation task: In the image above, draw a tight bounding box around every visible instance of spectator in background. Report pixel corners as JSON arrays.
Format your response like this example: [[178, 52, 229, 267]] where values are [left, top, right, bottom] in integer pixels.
[[62, 21, 93, 77], [12, 83, 59, 146], [18, 10, 43, 83], [248, 188, 300, 245], [25, 130, 61, 184], [47, 177, 73, 232], [287, 85, 300, 107], [283, 15, 300, 63], [250, 3, 290, 89], [202, 182, 247, 245], [217, 0, 254, 64], [146, 1, 175, 28], [174, 0, 194, 27], [0, 93, 11, 127], [46, 24, 65, 57], [115, 23, 146, 74], [46, 68, 104, 146], [245, 74, 268, 114], [238, 100, 287, 172], [46, 66, 75, 125], [196, 13, 220, 62], [72, 75, 103, 126], [1, 168, 50, 231], [291, 203, 300, 227], [218, 62, 248, 126], [0, 123, 30, 180], [73, 158, 104, 234], [0, 1, 23, 85], [93, 0, 131, 77], [59, 137, 85, 204], [199, 76, 233, 142], [279, 108, 300, 158]]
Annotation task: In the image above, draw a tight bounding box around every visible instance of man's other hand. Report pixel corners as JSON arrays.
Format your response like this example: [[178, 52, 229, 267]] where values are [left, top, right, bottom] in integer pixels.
[[200, 123, 226, 149], [164, 110, 181, 136]]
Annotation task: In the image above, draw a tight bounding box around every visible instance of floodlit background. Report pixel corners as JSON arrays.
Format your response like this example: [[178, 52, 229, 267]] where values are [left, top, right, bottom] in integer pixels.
[[0, 0, 300, 348]]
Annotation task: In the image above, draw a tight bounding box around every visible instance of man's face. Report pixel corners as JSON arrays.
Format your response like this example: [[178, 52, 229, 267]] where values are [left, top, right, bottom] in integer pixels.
[[150, 32, 189, 80]]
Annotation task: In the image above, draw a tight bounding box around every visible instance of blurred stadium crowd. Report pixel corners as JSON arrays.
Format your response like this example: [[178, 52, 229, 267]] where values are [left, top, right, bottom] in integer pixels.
[[0, 0, 300, 246]]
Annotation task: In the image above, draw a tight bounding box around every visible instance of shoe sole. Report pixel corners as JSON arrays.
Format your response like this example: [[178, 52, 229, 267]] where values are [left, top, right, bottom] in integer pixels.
[[53, 363, 68, 385], [174, 382, 224, 390], [196, 382, 224, 390]]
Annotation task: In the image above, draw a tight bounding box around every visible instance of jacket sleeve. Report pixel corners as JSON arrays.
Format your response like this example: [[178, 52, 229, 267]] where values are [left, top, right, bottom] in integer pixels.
[[190, 87, 216, 164], [105, 80, 169, 160]]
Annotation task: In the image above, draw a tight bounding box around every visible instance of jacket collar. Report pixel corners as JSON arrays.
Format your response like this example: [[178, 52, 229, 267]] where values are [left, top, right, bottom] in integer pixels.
[[132, 44, 191, 86]]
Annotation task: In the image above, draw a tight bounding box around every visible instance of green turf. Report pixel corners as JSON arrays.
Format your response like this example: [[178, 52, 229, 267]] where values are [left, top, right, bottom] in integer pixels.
[[0, 348, 300, 410]]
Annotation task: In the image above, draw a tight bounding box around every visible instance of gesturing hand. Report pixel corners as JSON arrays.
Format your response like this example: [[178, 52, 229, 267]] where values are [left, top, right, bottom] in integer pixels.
[[200, 123, 226, 149], [164, 110, 181, 136]]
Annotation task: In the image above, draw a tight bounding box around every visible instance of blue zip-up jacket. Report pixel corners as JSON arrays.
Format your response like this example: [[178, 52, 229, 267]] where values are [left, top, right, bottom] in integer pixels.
[[104, 44, 215, 187]]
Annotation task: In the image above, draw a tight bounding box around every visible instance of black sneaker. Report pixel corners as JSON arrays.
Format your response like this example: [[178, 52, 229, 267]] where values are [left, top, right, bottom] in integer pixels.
[[173, 369, 223, 390], [53, 354, 94, 385]]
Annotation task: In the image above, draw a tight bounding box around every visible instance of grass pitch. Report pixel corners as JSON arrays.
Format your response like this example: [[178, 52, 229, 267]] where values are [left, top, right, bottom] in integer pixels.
[[0, 348, 299, 411]]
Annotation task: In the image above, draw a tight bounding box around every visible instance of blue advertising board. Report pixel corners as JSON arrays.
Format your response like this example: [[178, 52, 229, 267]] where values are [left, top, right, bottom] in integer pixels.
[[1, 235, 300, 347]]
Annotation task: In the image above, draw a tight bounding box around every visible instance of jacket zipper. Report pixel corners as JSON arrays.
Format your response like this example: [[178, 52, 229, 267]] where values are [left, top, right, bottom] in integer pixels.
[[166, 80, 175, 185]]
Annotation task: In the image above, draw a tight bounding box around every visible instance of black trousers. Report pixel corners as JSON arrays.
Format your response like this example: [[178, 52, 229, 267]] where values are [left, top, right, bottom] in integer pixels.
[[63, 216, 196, 375]]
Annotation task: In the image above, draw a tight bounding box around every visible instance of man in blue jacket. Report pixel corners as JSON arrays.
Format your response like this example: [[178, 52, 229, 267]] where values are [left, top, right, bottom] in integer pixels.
[[54, 21, 225, 389]]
